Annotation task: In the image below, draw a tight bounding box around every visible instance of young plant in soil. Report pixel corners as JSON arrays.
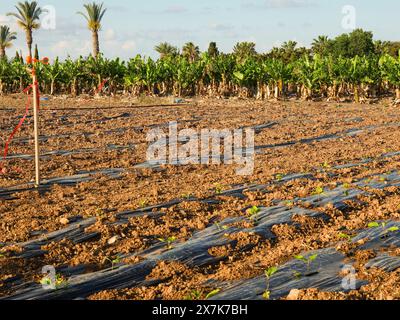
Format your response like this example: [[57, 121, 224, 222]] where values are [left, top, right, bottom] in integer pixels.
[[263, 267, 278, 300], [294, 254, 319, 276], [369, 222, 400, 237], [321, 161, 331, 169], [312, 186, 324, 196], [185, 290, 202, 300], [215, 222, 228, 231], [40, 274, 69, 290], [139, 199, 148, 208], [214, 184, 224, 195], [205, 289, 221, 300], [158, 236, 177, 250], [185, 289, 221, 300], [338, 232, 353, 242], [106, 256, 122, 270], [246, 206, 261, 224], [342, 183, 351, 196]]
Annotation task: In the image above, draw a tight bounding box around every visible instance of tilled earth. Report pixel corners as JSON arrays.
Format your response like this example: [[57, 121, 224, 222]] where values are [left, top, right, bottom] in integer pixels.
[[1, 95, 400, 300]]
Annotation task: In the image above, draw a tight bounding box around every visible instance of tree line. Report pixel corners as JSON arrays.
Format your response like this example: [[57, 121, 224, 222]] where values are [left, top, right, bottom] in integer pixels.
[[1, 1, 400, 102]]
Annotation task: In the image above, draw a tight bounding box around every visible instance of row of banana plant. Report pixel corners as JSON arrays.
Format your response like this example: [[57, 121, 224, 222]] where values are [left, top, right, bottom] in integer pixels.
[[1, 53, 400, 102]]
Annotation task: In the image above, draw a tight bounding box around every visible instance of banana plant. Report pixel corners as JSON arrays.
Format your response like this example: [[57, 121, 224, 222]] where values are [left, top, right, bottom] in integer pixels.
[[63, 57, 85, 96], [0, 50, 398, 101], [295, 55, 319, 100], [265, 58, 293, 99], [0, 58, 11, 94], [379, 54, 400, 100], [360, 55, 381, 98], [43, 57, 63, 94], [347, 56, 369, 103], [156, 57, 175, 95], [124, 55, 145, 95]]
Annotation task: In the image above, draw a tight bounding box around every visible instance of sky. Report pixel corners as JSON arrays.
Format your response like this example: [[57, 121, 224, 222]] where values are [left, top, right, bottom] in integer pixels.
[[0, 0, 399, 60]]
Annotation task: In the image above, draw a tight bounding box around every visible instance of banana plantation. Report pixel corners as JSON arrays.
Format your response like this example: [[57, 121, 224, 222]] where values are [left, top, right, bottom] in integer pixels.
[[1, 53, 400, 102], [4, 0, 400, 305]]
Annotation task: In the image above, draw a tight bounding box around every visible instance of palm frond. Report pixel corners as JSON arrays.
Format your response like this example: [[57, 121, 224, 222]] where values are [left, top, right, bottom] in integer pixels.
[[7, 1, 44, 31], [78, 2, 107, 32]]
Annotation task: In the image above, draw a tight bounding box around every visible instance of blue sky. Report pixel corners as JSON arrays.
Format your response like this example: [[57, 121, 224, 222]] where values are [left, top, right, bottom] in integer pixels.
[[0, 0, 399, 59]]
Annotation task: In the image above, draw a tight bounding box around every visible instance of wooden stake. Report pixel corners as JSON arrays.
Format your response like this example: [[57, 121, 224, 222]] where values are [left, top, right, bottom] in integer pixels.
[[32, 72, 40, 187]]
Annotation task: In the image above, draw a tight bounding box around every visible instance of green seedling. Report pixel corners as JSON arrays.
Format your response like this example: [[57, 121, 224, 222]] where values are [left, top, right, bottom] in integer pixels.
[[368, 222, 381, 228], [338, 232, 354, 243], [214, 184, 224, 195], [285, 200, 294, 207], [40, 274, 68, 290], [294, 254, 318, 275], [205, 289, 221, 300], [185, 290, 202, 300], [276, 174, 284, 181], [215, 222, 228, 231], [106, 256, 122, 270], [312, 186, 324, 196], [386, 226, 400, 233], [181, 193, 192, 199], [247, 205, 261, 216], [263, 266, 278, 300], [321, 161, 331, 169], [368, 221, 390, 229], [246, 206, 261, 223], [342, 183, 351, 196], [139, 199, 148, 208], [368, 222, 399, 233], [158, 236, 177, 250]]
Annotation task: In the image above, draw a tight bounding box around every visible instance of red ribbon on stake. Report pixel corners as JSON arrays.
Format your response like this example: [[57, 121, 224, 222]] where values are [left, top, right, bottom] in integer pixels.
[[96, 78, 109, 95], [0, 84, 34, 174], [0, 56, 48, 176]]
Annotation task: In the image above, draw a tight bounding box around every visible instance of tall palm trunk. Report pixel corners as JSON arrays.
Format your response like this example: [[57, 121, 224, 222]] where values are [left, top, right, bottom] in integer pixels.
[[92, 31, 99, 57], [26, 29, 33, 57], [0, 47, 5, 59]]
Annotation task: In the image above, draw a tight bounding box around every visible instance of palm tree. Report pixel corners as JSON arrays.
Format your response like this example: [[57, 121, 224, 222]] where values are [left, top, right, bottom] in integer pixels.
[[154, 42, 179, 59], [311, 36, 330, 55], [77, 2, 107, 57], [280, 40, 297, 61], [233, 42, 257, 63], [182, 42, 200, 63], [7, 1, 43, 58], [0, 26, 17, 59], [207, 42, 219, 57]]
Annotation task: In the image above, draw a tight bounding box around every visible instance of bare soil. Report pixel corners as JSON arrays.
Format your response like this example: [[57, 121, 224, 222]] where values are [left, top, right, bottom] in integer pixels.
[[1, 95, 400, 300]]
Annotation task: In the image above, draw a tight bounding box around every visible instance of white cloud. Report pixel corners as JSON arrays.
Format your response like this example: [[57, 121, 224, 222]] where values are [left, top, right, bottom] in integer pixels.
[[121, 40, 136, 51], [50, 39, 91, 58], [104, 28, 116, 41]]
